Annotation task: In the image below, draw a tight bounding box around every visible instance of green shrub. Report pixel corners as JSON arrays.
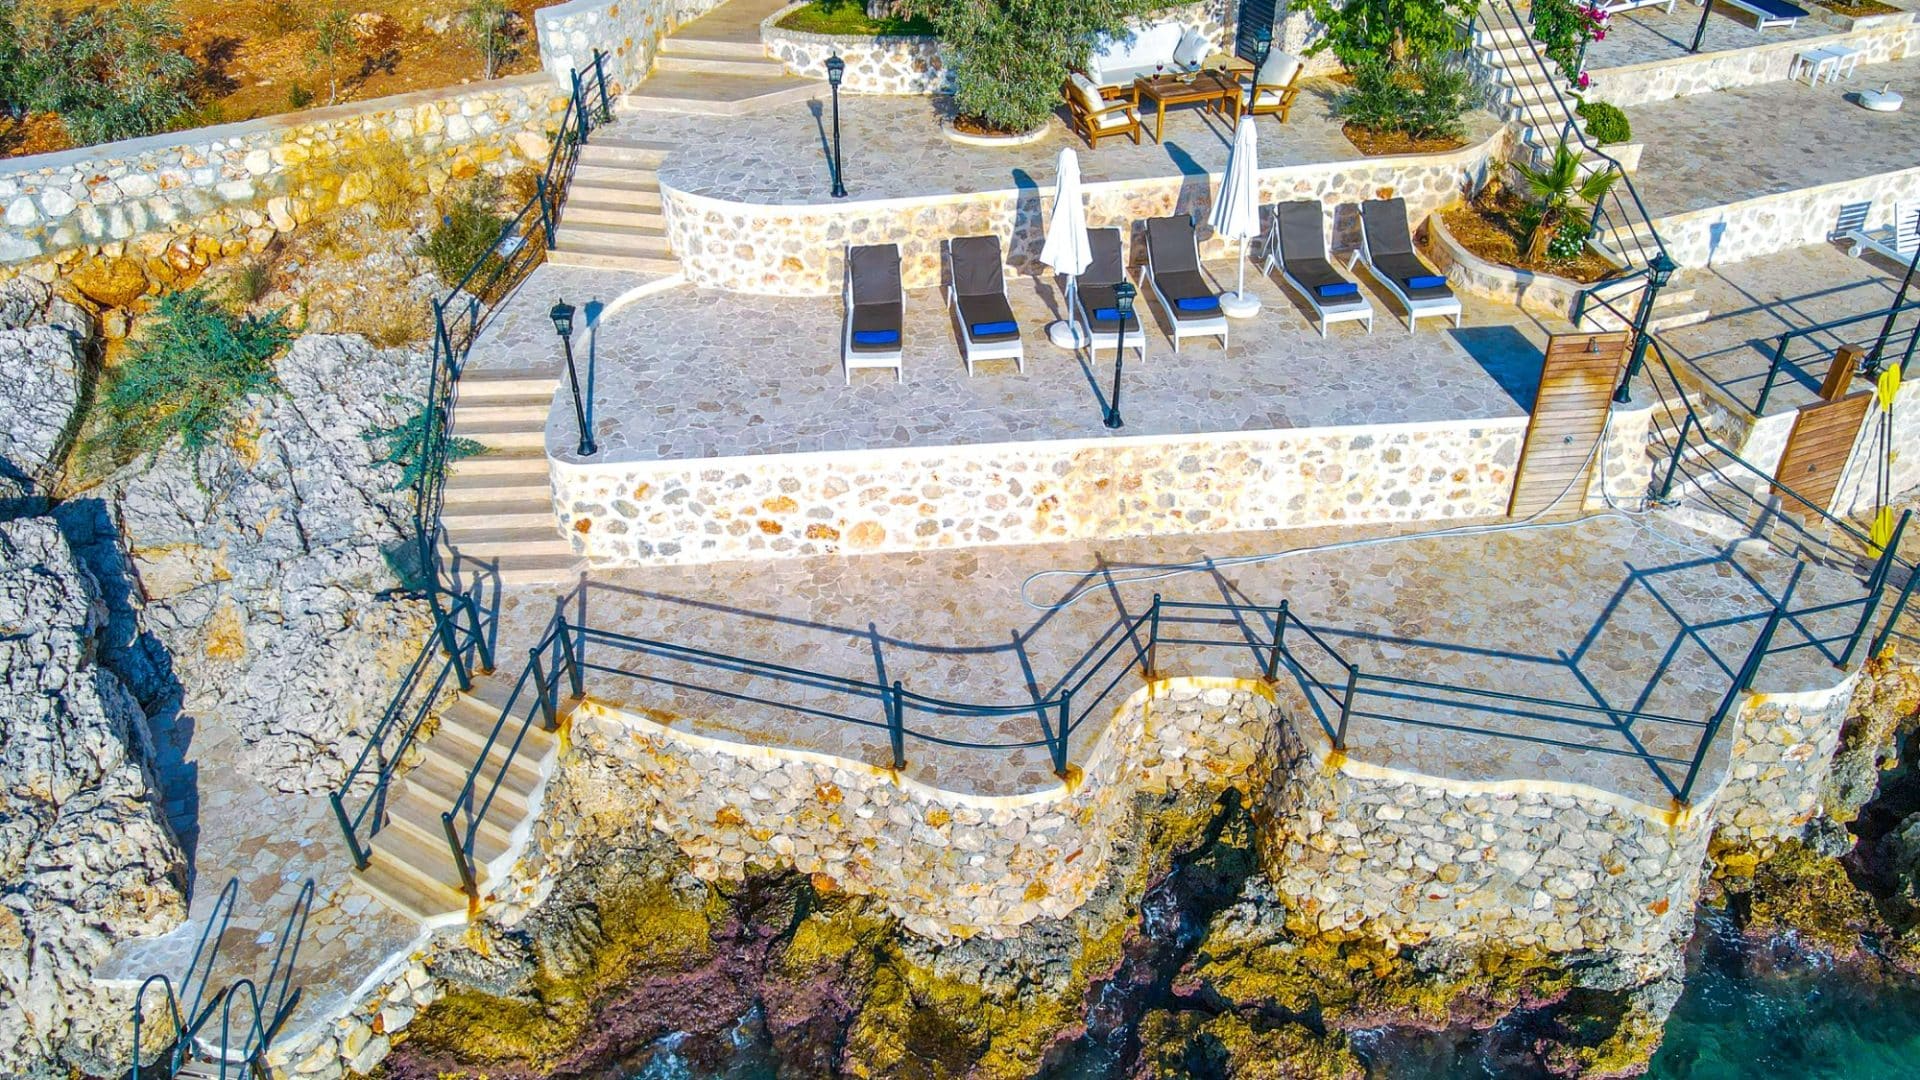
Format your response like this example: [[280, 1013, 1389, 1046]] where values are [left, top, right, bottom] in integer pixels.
[[1302, 0, 1476, 72], [1339, 58, 1477, 141], [460, 0, 513, 80], [776, 0, 936, 35], [287, 82, 316, 110], [904, 0, 1160, 134], [364, 400, 485, 491], [419, 176, 509, 288], [1577, 99, 1631, 145], [0, 0, 197, 145], [89, 288, 292, 472], [307, 6, 355, 105]]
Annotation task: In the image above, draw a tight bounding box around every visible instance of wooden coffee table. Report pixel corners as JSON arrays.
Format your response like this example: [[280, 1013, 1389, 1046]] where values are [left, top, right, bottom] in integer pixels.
[[1133, 71, 1238, 143]]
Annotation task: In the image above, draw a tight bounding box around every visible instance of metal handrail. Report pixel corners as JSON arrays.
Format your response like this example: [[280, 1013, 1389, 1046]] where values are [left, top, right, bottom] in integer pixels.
[[1752, 298, 1920, 415]]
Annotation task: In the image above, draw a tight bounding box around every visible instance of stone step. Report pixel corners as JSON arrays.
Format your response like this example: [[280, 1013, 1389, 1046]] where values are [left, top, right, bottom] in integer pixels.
[[1480, 44, 1544, 69], [459, 369, 556, 399], [411, 742, 535, 819], [445, 525, 575, 558], [660, 35, 769, 61], [569, 179, 664, 209], [455, 397, 551, 425], [563, 199, 666, 230], [581, 134, 675, 163], [1496, 61, 1556, 87], [448, 417, 546, 450], [442, 499, 555, 531], [387, 785, 514, 864], [655, 53, 790, 78], [547, 247, 683, 274], [1472, 22, 1532, 48], [495, 553, 588, 585], [555, 222, 672, 253], [446, 446, 547, 480], [573, 161, 662, 186], [436, 696, 555, 790], [443, 475, 550, 507], [1649, 308, 1712, 333], [353, 828, 470, 923], [620, 71, 824, 116]]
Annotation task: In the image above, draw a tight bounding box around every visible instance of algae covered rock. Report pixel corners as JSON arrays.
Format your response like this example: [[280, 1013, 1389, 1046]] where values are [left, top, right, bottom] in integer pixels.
[[1131, 1010, 1362, 1079]]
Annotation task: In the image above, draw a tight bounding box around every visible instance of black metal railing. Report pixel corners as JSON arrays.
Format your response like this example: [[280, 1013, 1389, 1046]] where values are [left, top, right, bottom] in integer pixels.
[[129, 881, 237, 1080], [333, 50, 610, 872], [1751, 299, 1920, 416]]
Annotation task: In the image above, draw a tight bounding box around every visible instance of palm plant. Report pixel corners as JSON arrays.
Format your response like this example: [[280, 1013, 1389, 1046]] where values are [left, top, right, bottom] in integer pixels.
[[1512, 141, 1619, 264]]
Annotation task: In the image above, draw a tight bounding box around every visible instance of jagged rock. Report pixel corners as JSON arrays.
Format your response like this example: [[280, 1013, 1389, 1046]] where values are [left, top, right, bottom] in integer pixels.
[[0, 277, 91, 501], [0, 516, 185, 1080], [105, 333, 433, 793], [1886, 816, 1920, 904], [68, 257, 149, 309]]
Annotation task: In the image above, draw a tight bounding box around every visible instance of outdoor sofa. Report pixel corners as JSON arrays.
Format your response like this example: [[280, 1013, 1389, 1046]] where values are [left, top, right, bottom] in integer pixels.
[[1355, 198, 1462, 332], [1263, 201, 1374, 337], [1083, 20, 1214, 91], [843, 243, 904, 383]]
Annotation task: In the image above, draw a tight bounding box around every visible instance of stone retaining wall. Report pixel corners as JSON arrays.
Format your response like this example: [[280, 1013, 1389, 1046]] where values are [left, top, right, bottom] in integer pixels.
[[1423, 212, 1615, 321], [762, 4, 951, 94], [549, 417, 1527, 568], [263, 953, 440, 1080], [535, 0, 731, 91], [1709, 676, 1863, 850], [1589, 16, 1919, 108], [0, 76, 566, 272], [1645, 164, 1920, 268], [660, 127, 1507, 295], [499, 678, 1276, 940]]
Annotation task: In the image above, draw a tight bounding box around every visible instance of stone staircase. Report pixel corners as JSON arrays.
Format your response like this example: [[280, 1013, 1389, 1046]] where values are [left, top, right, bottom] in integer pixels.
[[443, 368, 582, 586], [1469, 16, 1644, 176], [549, 135, 681, 274], [350, 675, 568, 924], [622, 0, 822, 115]]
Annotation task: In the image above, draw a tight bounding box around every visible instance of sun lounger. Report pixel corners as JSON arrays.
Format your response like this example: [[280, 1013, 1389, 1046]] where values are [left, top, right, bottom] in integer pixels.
[[1072, 227, 1148, 362], [1261, 201, 1374, 337], [1593, 0, 1674, 12], [946, 235, 1024, 375], [1837, 201, 1920, 267], [843, 243, 904, 384], [1142, 215, 1228, 352], [1692, 0, 1805, 30], [1355, 198, 1463, 332]]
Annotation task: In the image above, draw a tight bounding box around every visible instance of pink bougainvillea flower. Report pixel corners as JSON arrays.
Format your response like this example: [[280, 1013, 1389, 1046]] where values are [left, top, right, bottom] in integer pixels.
[[1576, 71, 1592, 88]]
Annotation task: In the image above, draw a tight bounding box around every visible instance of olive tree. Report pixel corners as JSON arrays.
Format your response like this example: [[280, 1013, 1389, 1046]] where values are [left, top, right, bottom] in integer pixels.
[[1301, 0, 1475, 71]]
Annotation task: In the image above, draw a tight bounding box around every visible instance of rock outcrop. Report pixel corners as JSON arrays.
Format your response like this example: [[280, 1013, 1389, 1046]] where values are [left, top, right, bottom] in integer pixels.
[[0, 517, 185, 1080], [0, 277, 92, 501], [105, 334, 433, 793]]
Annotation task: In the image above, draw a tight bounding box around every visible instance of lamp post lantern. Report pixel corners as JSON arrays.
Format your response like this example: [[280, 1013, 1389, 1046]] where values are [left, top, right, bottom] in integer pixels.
[[551, 300, 597, 457], [1103, 282, 1136, 429], [826, 55, 848, 199], [1246, 25, 1273, 117]]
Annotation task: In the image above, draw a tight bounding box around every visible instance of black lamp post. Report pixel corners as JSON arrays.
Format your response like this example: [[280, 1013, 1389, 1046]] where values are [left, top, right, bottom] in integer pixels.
[[1246, 25, 1273, 117], [551, 300, 597, 457], [1865, 236, 1920, 376], [826, 55, 848, 199], [1612, 252, 1676, 404], [1103, 282, 1136, 429]]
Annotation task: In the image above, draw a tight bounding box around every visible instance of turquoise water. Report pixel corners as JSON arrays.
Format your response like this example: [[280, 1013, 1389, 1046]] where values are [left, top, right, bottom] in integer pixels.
[[1646, 910, 1920, 1080]]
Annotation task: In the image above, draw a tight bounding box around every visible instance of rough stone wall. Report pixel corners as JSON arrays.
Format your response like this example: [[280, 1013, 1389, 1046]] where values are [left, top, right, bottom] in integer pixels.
[[501, 678, 1274, 940], [1590, 18, 1919, 108], [1709, 681, 1861, 850], [764, 17, 952, 95], [1255, 705, 1711, 965], [0, 517, 185, 1079], [0, 76, 566, 275], [1585, 399, 1657, 511], [660, 131, 1503, 295], [1646, 165, 1920, 269], [535, 0, 732, 91], [550, 419, 1525, 568], [263, 956, 441, 1080], [0, 278, 91, 502], [1425, 212, 1612, 321]]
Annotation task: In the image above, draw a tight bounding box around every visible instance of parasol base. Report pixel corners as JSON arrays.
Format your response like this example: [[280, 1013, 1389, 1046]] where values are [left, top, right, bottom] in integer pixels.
[[1219, 290, 1262, 318], [1047, 319, 1090, 348]]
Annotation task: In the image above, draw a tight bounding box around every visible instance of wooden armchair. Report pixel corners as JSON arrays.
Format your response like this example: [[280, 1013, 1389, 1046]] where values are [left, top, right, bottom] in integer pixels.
[[1063, 73, 1141, 147], [1229, 54, 1304, 125]]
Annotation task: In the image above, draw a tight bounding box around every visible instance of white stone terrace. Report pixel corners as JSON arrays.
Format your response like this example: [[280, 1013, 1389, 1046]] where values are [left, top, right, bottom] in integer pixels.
[[543, 262, 1546, 466], [627, 83, 1504, 205], [480, 511, 1868, 806], [1580, 0, 1870, 71]]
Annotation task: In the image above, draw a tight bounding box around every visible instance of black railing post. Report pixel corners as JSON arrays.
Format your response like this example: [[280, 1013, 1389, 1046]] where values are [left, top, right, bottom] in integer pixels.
[[559, 623, 584, 700], [887, 680, 905, 769], [461, 592, 495, 674], [592, 50, 612, 123], [529, 646, 559, 731], [441, 811, 478, 900], [1679, 572, 1796, 805], [1657, 410, 1695, 499], [536, 174, 555, 249], [1870, 555, 1920, 659], [1264, 600, 1289, 680], [328, 792, 369, 871], [1146, 593, 1162, 677], [571, 70, 589, 141], [438, 603, 473, 692], [1052, 691, 1072, 777], [1841, 508, 1911, 668], [1754, 335, 1790, 416], [1335, 665, 1358, 749], [1614, 253, 1677, 404]]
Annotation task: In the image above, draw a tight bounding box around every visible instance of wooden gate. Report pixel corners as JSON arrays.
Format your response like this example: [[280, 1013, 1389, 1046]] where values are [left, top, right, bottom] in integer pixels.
[[1508, 331, 1631, 519], [1772, 390, 1874, 519]]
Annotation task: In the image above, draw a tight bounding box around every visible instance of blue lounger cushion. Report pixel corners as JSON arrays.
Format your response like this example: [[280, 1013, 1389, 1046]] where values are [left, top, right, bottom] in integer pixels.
[[1175, 295, 1220, 312], [1316, 281, 1359, 299], [1405, 274, 1448, 290], [970, 320, 1018, 336], [852, 329, 899, 346], [1094, 307, 1125, 321]]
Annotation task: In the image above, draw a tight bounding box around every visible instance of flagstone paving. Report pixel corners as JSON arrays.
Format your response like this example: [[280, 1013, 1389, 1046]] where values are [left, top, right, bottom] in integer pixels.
[[1629, 53, 1920, 220], [551, 262, 1554, 463], [481, 511, 1866, 805], [1581, 0, 1848, 71], [621, 82, 1503, 205]]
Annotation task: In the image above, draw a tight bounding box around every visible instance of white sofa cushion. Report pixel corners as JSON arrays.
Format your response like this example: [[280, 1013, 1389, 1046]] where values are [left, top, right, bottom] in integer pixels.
[[1172, 28, 1209, 68], [1258, 48, 1302, 87], [1086, 21, 1186, 86], [1067, 72, 1105, 116]]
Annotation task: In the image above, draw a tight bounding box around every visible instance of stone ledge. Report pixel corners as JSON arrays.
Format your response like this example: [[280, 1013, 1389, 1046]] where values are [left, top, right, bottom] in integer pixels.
[[1422, 211, 1623, 322]]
